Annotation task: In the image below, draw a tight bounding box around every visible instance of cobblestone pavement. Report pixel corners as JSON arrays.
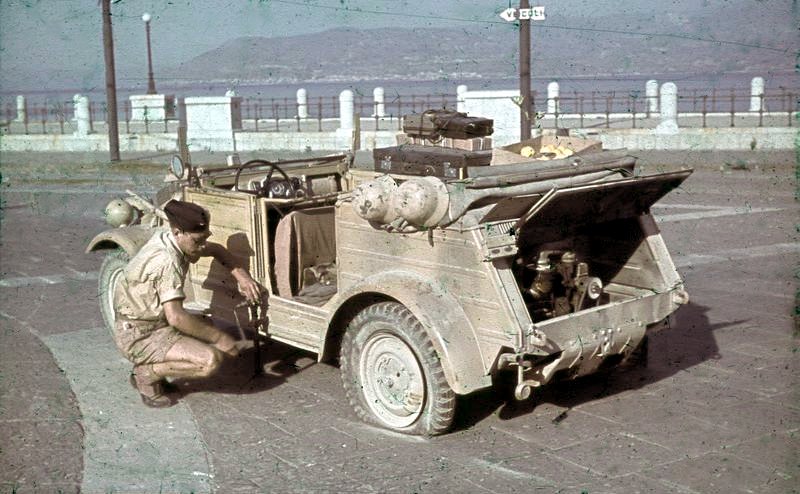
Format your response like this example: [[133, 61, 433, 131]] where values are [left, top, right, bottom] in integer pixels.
[[0, 151, 797, 493]]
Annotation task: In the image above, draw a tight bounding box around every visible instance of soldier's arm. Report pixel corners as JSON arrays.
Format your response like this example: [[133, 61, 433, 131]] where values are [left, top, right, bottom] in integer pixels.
[[199, 242, 262, 303], [162, 299, 238, 355]]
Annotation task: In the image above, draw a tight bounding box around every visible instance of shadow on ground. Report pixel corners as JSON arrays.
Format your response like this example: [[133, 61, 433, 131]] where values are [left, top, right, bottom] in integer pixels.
[[451, 301, 746, 431], [170, 339, 315, 399]]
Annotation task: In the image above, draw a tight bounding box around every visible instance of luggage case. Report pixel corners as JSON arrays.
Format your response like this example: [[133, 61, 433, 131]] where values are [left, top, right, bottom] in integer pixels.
[[403, 110, 494, 140], [373, 144, 492, 179]]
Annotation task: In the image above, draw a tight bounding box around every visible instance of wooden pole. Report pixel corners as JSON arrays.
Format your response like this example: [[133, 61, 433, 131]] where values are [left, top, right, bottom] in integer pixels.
[[519, 0, 532, 141], [101, 0, 120, 161]]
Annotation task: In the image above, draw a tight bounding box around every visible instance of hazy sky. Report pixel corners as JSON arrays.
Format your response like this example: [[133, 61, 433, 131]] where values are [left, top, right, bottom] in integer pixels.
[[0, 0, 796, 92]]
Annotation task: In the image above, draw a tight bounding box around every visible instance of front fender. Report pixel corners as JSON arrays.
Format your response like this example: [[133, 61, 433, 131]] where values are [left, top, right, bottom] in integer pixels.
[[85, 225, 158, 257], [331, 270, 492, 395]]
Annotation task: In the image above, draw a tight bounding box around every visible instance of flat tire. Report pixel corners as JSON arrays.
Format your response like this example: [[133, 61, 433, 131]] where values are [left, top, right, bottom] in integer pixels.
[[340, 302, 455, 435]]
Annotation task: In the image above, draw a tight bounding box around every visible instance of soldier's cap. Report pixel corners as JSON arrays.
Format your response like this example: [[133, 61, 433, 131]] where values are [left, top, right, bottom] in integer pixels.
[[164, 200, 210, 233]]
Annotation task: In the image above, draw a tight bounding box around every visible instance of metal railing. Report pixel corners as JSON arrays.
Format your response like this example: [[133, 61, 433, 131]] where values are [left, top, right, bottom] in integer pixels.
[[538, 89, 795, 130], [1, 88, 795, 135], [0, 100, 179, 135], [238, 93, 458, 132]]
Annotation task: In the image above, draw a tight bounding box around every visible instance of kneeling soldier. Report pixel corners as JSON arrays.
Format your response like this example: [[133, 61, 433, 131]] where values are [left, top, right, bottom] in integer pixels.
[[113, 200, 262, 407]]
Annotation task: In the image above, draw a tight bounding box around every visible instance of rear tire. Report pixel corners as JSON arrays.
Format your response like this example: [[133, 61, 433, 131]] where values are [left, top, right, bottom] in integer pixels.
[[98, 249, 129, 335], [340, 302, 455, 435]]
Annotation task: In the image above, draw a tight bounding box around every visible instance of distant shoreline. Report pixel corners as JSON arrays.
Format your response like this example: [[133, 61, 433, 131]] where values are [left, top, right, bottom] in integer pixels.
[[2, 70, 797, 106]]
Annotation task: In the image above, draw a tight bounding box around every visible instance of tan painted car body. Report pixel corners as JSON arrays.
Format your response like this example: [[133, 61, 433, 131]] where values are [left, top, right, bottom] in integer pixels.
[[88, 145, 691, 399]]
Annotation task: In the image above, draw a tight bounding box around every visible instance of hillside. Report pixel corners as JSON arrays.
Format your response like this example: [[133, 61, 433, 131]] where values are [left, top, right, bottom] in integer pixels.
[[163, 9, 796, 85]]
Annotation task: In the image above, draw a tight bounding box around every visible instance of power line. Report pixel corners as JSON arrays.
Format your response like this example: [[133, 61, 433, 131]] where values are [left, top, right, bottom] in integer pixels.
[[268, 0, 791, 54]]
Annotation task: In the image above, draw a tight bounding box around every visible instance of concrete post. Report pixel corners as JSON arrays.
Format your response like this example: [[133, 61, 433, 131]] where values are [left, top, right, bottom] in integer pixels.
[[74, 95, 91, 136], [750, 76, 765, 111], [15, 95, 27, 122], [547, 82, 560, 114], [461, 89, 520, 146], [645, 80, 659, 114], [72, 94, 81, 122], [339, 89, 354, 130], [296, 88, 308, 119], [184, 96, 242, 151], [655, 82, 678, 134], [373, 87, 385, 117], [456, 85, 468, 113]]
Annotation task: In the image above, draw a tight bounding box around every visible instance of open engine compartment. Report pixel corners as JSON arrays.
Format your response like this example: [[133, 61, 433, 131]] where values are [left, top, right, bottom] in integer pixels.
[[512, 216, 662, 324]]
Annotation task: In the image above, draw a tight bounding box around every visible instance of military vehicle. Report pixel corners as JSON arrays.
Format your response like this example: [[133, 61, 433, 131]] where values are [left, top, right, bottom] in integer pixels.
[[87, 133, 691, 435]]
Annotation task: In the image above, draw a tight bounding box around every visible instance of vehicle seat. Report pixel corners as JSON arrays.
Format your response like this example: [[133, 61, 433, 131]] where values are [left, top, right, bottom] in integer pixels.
[[274, 206, 336, 299]]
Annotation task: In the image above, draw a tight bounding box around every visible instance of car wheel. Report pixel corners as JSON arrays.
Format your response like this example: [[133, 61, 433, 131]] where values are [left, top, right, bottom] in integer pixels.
[[340, 301, 455, 435], [98, 249, 128, 335]]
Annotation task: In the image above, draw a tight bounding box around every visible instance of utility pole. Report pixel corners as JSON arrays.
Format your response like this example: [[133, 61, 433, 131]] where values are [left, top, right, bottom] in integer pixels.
[[102, 0, 120, 162], [500, 3, 545, 141], [519, 0, 532, 140]]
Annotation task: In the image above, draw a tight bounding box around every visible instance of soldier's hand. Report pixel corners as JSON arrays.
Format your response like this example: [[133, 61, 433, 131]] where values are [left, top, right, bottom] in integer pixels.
[[231, 268, 262, 304], [237, 278, 261, 304]]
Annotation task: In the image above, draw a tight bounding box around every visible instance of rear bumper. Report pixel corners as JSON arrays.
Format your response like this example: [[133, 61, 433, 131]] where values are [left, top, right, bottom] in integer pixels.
[[518, 285, 687, 386]]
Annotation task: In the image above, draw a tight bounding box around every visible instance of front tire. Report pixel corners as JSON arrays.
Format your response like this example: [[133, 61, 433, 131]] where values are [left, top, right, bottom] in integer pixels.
[[340, 302, 455, 435], [98, 249, 129, 335]]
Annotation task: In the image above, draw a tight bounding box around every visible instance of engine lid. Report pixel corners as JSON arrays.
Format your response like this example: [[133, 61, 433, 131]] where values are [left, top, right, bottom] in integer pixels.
[[477, 169, 692, 260]]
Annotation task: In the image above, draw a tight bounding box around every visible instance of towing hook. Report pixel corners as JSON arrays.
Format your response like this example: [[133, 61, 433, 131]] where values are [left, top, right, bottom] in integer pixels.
[[513, 364, 542, 401], [497, 352, 539, 401]]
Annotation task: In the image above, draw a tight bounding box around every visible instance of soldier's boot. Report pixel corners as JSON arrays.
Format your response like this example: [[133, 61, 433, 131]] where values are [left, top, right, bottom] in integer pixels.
[[128, 373, 179, 394], [133, 364, 175, 408]]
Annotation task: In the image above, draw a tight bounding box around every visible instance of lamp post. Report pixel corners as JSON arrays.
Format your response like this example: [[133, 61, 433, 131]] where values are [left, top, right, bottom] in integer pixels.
[[142, 12, 156, 95]]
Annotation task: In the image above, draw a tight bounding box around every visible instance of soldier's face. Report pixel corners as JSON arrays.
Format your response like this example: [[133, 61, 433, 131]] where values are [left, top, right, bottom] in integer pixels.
[[175, 229, 211, 259]]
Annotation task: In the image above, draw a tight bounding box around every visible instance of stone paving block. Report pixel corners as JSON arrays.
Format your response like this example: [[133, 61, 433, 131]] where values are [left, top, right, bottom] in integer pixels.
[[572, 472, 678, 494], [712, 361, 797, 399], [722, 429, 799, 479], [380, 466, 557, 494], [551, 432, 681, 478], [641, 376, 764, 410], [473, 452, 606, 489], [768, 390, 800, 412], [0, 373, 82, 424], [244, 446, 449, 492], [440, 428, 608, 488], [643, 452, 796, 494], [489, 408, 627, 451], [684, 398, 799, 438], [729, 340, 798, 360], [254, 425, 380, 469], [0, 419, 83, 487], [625, 413, 744, 458], [1, 481, 81, 494], [574, 387, 700, 427]]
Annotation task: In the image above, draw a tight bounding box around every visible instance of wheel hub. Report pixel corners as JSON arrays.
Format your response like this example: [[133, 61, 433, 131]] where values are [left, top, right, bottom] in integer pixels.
[[360, 332, 425, 428]]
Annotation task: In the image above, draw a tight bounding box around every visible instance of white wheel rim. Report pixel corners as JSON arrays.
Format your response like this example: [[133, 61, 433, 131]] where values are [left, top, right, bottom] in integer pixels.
[[105, 267, 123, 325], [359, 331, 425, 428]]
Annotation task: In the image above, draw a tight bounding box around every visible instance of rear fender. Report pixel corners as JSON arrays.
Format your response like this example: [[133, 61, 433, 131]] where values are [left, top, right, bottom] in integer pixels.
[[85, 225, 158, 257], [329, 270, 492, 395]]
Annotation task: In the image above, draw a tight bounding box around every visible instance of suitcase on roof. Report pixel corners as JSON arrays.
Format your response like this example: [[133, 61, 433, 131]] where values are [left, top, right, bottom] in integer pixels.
[[403, 109, 493, 140], [373, 144, 492, 179]]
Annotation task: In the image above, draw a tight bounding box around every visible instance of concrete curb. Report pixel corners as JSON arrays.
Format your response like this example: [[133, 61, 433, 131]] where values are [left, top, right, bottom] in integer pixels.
[[43, 327, 213, 493]]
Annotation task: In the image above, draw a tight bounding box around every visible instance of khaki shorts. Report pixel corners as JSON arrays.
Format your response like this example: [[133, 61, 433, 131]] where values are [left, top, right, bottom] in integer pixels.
[[113, 319, 184, 365]]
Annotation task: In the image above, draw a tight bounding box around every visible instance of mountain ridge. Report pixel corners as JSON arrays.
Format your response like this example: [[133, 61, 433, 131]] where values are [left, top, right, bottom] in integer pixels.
[[161, 10, 796, 86]]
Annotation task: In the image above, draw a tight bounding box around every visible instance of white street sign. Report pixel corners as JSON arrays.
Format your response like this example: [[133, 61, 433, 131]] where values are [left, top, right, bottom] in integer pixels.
[[499, 7, 517, 22], [499, 6, 545, 22]]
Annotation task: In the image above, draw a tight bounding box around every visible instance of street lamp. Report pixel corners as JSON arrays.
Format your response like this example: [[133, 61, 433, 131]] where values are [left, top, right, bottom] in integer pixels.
[[142, 12, 156, 94]]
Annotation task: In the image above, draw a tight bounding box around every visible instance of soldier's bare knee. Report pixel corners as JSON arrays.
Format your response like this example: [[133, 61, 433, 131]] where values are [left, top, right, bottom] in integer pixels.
[[198, 348, 222, 377]]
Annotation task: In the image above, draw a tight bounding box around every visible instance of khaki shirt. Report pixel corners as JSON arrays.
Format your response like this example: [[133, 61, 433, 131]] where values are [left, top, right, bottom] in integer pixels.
[[114, 229, 189, 323]]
